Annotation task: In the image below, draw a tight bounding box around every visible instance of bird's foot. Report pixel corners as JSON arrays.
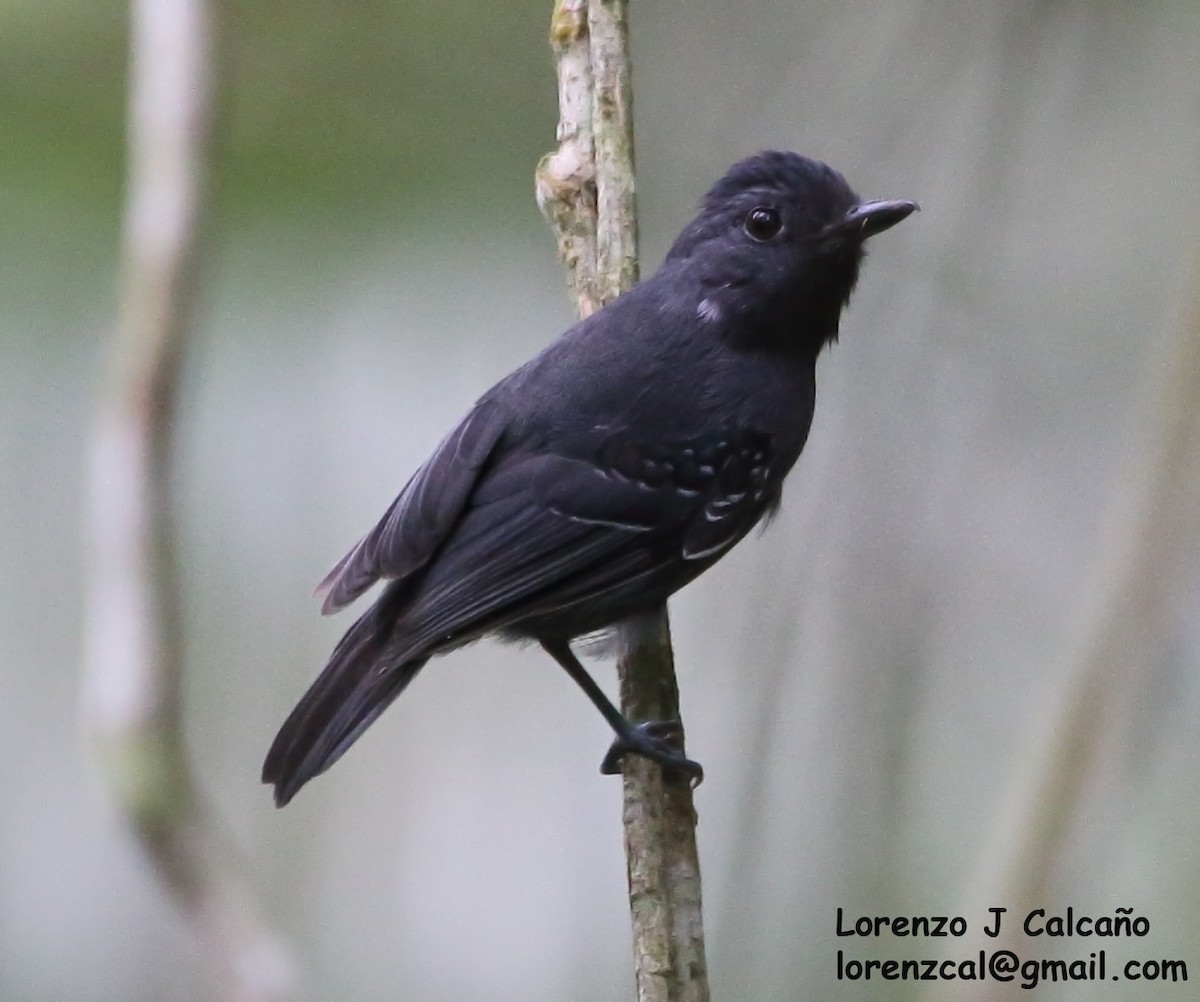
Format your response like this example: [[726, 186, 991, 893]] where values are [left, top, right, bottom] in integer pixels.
[[600, 720, 704, 788]]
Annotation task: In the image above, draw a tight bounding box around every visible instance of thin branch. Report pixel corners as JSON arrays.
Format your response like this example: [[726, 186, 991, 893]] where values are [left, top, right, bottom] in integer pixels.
[[536, 0, 601, 317], [81, 2, 295, 999], [926, 259, 1200, 1002], [587, 0, 639, 300], [537, 3, 710, 1000], [990, 262, 1200, 886], [615, 612, 710, 1002]]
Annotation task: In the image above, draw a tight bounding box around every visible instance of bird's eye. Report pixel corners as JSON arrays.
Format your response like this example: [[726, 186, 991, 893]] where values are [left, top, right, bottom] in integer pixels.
[[744, 206, 783, 241]]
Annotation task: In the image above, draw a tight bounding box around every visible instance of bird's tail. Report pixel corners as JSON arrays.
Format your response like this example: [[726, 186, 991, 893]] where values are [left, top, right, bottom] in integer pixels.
[[263, 583, 427, 807]]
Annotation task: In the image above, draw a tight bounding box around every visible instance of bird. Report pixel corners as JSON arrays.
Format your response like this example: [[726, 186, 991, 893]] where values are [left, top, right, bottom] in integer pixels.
[[263, 150, 916, 806]]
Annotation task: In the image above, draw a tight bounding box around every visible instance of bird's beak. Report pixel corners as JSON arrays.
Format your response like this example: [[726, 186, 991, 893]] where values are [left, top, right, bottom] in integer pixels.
[[821, 198, 919, 243]]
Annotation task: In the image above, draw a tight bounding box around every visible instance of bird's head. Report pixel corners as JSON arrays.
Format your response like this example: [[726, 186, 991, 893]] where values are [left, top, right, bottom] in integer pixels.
[[664, 151, 916, 353]]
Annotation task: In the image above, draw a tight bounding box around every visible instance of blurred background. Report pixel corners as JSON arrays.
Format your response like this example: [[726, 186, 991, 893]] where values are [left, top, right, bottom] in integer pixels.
[[3, 0, 1200, 999]]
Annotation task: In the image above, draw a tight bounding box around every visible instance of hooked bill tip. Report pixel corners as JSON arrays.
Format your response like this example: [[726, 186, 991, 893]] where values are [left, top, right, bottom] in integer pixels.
[[823, 198, 919, 242]]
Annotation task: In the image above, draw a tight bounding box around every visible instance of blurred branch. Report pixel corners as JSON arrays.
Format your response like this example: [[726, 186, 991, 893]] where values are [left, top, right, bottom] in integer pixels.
[[932, 258, 1200, 1001], [536, 3, 710, 1000], [80, 2, 295, 1000]]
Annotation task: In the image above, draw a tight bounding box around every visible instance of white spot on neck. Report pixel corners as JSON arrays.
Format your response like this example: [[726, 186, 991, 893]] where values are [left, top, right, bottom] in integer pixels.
[[697, 297, 721, 324]]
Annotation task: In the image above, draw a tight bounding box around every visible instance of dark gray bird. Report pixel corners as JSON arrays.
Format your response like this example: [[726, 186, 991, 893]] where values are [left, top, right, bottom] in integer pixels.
[[263, 151, 916, 806]]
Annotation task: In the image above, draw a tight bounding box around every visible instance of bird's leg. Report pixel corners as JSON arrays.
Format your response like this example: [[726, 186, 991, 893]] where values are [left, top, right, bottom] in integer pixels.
[[540, 638, 704, 787]]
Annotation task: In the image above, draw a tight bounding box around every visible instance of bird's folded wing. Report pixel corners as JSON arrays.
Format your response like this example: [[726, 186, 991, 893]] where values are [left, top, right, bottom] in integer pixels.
[[679, 435, 775, 559], [386, 429, 777, 654], [315, 397, 507, 614]]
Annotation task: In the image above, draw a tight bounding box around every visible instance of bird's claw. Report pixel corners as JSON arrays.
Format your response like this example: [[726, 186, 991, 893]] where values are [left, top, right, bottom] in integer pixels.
[[600, 720, 705, 788]]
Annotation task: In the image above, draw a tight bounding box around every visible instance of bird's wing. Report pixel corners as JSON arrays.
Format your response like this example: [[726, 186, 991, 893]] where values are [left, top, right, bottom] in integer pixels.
[[264, 426, 777, 805], [315, 397, 507, 614], [678, 432, 775, 560], [390, 427, 778, 652]]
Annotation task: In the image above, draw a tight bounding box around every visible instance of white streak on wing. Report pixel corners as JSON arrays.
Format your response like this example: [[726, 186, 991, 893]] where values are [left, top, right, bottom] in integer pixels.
[[547, 505, 654, 532], [681, 534, 738, 561]]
